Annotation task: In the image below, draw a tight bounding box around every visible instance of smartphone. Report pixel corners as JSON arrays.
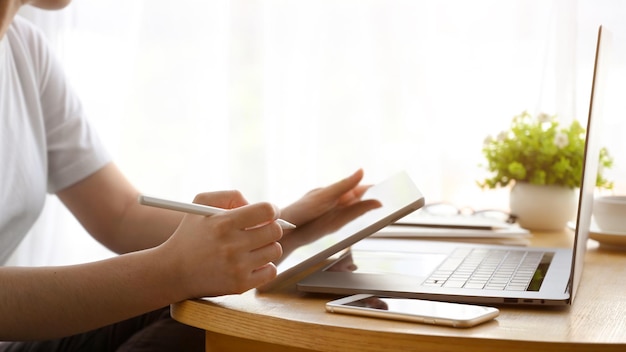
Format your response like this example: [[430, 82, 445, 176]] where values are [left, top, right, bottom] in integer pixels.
[[326, 294, 499, 328]]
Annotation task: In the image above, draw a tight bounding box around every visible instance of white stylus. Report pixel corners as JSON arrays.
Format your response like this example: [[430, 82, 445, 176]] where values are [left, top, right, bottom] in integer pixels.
[[138, 195, 296, 230]]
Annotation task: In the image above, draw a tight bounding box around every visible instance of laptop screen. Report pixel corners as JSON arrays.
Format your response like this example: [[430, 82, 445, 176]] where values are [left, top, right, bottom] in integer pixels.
[[569, 26, 611, 303]]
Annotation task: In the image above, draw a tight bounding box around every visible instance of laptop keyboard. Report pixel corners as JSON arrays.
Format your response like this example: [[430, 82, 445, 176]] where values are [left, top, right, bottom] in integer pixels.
[[423, 248, 547, 291]]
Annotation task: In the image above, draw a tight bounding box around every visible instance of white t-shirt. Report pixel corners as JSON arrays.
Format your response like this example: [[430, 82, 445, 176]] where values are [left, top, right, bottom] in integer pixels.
[[0, 17, 111, 264]]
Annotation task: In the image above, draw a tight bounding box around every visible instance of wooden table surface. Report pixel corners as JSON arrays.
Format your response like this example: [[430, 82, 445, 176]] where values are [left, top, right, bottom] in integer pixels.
[[172, 230, 626, 352]]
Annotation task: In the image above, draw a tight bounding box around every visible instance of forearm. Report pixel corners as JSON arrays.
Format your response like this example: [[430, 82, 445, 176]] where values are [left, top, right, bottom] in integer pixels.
[[1, 195, 285, 341], [109, 203, 183, 253], [0, 247, 182, 341], [57, 163, 183, 254]]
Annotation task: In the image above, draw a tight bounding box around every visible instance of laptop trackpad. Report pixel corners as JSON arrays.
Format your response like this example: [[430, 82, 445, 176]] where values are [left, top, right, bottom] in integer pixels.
[[300, 239, 467, 293], [299, 245, 449, 294], [325, 248, 447, 279]]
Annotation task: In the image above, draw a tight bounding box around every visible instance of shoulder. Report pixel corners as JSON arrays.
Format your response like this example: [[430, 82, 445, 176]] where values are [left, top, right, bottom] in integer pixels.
[[6, 16, 65, 102], [6, 15, 53, 73], [7, 15, 46, 47]]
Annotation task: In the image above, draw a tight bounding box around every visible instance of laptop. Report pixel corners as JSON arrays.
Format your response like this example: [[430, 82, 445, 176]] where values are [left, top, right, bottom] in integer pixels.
[[297, 26, 611, 306]]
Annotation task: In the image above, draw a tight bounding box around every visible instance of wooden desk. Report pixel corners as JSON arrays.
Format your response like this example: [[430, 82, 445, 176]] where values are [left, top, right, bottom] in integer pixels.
[[172, 231, 626, 352]]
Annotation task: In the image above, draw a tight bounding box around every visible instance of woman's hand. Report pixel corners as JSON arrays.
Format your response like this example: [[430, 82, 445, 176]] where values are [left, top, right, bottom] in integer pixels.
[[157, 191, 284, 298], [278, 169, 381, 255]]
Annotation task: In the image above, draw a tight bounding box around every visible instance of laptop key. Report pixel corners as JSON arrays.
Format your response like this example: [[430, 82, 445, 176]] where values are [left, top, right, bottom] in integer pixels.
[[443, 280, 466, 288]]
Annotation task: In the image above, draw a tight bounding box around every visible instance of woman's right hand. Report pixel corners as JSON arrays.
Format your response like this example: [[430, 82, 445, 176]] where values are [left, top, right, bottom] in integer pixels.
[[157, 191, 284, 298]]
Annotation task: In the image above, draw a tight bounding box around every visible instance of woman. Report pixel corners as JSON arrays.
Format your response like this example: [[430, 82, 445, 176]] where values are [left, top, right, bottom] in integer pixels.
[[0, 1, 378, 350]]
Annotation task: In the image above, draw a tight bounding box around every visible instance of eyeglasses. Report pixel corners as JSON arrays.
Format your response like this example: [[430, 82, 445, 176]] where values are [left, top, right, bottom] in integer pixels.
[[419, 202, 517, 224]]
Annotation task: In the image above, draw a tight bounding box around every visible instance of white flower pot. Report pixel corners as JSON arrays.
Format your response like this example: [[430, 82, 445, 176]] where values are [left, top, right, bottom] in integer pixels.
[[509, 182, 577, 231]]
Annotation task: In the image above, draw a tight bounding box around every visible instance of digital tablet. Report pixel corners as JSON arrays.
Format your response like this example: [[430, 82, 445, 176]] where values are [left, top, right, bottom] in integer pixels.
[[257, 171, 425, 292]]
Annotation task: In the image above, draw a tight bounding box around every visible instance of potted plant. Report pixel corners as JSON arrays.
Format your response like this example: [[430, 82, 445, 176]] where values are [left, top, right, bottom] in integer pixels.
[[478, 111, 613, 230]]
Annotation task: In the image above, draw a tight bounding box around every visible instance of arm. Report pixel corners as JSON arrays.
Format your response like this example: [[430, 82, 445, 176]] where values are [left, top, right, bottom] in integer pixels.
[[0, 173, 283, 340], [57, 162, 183, 253]]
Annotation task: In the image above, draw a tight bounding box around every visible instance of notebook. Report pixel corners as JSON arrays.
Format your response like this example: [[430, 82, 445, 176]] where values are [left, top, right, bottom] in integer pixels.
[[297, 26, 610, 306]]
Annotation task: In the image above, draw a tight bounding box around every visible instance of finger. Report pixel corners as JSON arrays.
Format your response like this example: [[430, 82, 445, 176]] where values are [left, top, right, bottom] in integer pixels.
[[248, 241, 283, 269], [237, 241, 282, 291], [228, 202, 281, 230], [337, 184, 372, 206], [352, 184, 372, 199], [193, 190, 249, 209], [238, 220, 283, 251], [320, 169, 365, 200], [248, 262, 279, 288]]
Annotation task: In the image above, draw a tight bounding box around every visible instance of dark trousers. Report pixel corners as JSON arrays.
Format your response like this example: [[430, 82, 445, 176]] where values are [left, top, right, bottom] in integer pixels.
[[0, 307, 204, 352]]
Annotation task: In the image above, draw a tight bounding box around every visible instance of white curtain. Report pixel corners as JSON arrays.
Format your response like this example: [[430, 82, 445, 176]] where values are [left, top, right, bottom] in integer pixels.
[[7, 0, 626, 266]]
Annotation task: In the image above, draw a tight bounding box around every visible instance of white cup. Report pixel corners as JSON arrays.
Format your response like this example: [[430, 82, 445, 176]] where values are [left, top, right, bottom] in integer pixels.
[[593, 195, 626, 233]]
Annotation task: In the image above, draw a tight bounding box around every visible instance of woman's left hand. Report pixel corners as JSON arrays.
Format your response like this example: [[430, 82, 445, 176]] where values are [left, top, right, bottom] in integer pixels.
[[278, 169, 381, 255]]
